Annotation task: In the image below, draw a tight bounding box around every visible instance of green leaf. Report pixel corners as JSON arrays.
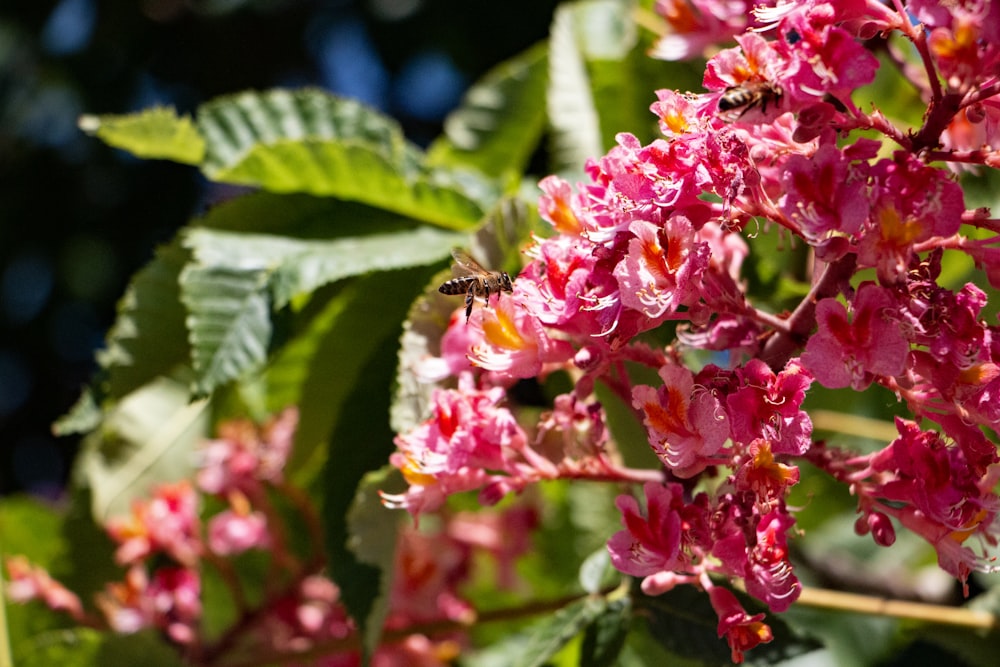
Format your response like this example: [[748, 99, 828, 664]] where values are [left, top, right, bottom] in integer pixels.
[[12, 628, 183, 667], [581, 597, 632, 667], [428, 42, 548, 179], [280, 266, 438, 477], [196, 88, 494, 229], [321, 331, 412, 650], [509, 597, 607, 667], [547, 2, 603, 173], [579, 549, 615, 595], [183, 225, 460, 310], [640, 586, 821, 666], [0, 496, 65, 567], [74, 376, 209, 521], [180, 264, 272, 396], [389, 271, 456, 434], [52, 387, 102, 436], [78, 107, 205, 164], [95, 240, 192, 402], [572, 0, 641, 150], [346, 466, 405, 659]]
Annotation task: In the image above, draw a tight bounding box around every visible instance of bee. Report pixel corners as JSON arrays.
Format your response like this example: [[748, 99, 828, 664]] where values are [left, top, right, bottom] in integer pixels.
[[718, 81, 782, 119], [438, 249, 513, 323]]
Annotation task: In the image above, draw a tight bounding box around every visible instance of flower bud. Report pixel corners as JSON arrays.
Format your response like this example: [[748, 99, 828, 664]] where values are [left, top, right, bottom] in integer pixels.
[[870, 512, 896, 546], [966, 103, 986, 124]]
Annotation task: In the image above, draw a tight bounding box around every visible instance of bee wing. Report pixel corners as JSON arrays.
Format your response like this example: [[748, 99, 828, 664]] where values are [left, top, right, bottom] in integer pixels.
[[449, 249, 488, 278]]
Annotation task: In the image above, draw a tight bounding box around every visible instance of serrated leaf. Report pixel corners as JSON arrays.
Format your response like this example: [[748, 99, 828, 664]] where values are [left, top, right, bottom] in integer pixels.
[[196, 88, 495, 229], [179, 264, 272, 395], [547, 3, 603, 173], [52, 387, 102, 436], [75, 376, 209, 521], [581, 597, 632, 667], [78, 107, 205, 164], [428, 42, 548, 179], [95, 240, 192, 402], [510, 598, 608, 667], [269, 225, 457, 307]]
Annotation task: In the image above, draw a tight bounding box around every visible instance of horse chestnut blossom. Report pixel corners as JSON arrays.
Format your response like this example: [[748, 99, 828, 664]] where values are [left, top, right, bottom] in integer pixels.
[[387, 0, 1000, 661], [7, 410, 537, 666]]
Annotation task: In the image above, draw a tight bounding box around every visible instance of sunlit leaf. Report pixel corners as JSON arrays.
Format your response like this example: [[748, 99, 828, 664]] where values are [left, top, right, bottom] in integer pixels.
[[196, 88, 495, 229], [547, 3, 602, 173], [428, 42, 548, 180], [78, 107, 205, 164], [75, 376, 209, 521], [179, 263, 272, 396]]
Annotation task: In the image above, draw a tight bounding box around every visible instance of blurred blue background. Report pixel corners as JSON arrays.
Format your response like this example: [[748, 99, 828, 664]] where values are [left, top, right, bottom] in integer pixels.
[[0, 0, 558, 496]]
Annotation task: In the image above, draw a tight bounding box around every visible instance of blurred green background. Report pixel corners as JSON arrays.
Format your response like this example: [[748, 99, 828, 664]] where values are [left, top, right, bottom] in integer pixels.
[[0, 0, 559, 496]]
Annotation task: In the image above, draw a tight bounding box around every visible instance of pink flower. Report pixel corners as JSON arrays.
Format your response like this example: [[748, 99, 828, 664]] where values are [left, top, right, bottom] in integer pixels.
[[649, 0, 751, 61], [517, 236, 598, 332], [632, 362, 729, 477], [5, 555, 85, 621], [801, 283, 909, 390], [447, 505, 538, 589], [106, 480, 201, 567], [537, 175, 587, 236], [532, 393, 607, 461], [147, 567, 201, 644], [95, 565, 201, 643], [383, 380, 535, 516], [207, 506, 270, 556], [708, 586, 774, 664], [387, 527, 475, 628], [197, 407, 298, 497], [260, 575, 355, 657], [614, 216, 711, 321], [780, 143, 869, 241], [607, 482, 687, 578], [744, 510, 800, 612], [733, 440, 801, 509], [466, 294, 575, 380], [97, 566, 155, 634], [726, 358, 814, 455], [858, 154, 965, 285]]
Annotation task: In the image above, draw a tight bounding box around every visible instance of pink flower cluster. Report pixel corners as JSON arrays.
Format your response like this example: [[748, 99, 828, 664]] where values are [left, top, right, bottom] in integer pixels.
[[6, 408, 538, 666], [389, 1, 1000, 661]]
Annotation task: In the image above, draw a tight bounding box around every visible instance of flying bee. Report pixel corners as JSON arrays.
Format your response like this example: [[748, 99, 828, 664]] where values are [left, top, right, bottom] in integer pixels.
[[438, 249, 513, 323], [718, 80, 782, 120]]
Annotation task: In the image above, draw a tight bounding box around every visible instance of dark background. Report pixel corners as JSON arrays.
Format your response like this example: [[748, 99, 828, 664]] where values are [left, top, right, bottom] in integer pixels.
[[0, 0, 559, 496]]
